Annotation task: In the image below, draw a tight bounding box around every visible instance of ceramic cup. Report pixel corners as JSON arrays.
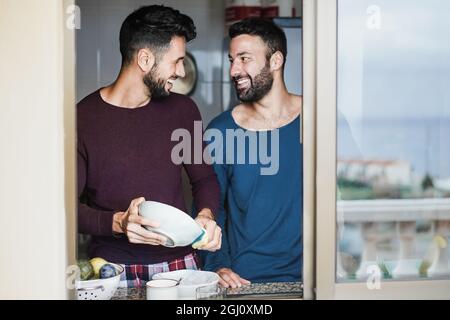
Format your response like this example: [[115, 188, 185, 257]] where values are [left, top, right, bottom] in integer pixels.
[[146, 279, 179, 300]]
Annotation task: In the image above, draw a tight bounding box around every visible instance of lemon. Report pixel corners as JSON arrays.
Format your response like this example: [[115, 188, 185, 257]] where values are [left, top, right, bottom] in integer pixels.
[[90, 257, 108, 278]]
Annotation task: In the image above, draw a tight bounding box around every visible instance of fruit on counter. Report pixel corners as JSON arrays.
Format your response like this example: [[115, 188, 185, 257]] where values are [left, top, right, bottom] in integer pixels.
[[77, 257, 120, 280], [100, 263, 117, 279], [89, 257, 108, 278], [434, 235, 448, 249], [77, 260, 94, 281]]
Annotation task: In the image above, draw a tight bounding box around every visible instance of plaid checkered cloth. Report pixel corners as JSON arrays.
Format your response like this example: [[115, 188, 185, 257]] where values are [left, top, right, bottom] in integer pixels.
[[118, 253, 201, 288]]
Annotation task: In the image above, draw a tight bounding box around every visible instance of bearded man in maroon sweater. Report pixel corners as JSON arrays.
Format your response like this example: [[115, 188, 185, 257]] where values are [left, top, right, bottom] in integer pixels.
[[77, 5, 221, 287]]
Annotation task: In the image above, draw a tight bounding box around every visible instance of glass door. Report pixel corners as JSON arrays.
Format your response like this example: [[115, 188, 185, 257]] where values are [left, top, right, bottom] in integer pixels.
[[313, 0, 450, 299]]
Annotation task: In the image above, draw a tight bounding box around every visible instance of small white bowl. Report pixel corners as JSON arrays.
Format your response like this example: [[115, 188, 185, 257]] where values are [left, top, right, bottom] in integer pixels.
[[146, 279, 179, 300], [152, 269, 219, 300], [75, 263, 124, 300], [138, 201, 205, 247]]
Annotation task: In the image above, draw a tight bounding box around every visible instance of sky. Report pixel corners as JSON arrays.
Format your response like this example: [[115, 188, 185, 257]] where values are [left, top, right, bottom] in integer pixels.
[[337, 0, 450, 120]]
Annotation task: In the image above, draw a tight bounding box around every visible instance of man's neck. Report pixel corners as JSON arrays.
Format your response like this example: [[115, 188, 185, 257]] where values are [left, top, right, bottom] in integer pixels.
[[232, 77, 302, 131], [100, 67, 150, 109], [251, 82, 296, 120]]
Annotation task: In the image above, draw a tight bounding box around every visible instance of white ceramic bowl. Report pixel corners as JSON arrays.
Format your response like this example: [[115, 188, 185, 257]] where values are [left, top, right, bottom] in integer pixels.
[[152, 269, 219, 300], [75, 263, 124, 300], [146, 279, 179, 300], [138, 201, 205, 247]]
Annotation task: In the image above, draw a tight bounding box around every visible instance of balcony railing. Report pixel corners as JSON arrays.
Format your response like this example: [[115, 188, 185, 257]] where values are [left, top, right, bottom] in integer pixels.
[[337, 198, 450, 280]]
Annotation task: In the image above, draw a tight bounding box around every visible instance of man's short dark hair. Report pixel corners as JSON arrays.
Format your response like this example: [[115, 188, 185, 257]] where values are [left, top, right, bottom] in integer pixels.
[[119, 5, 196, 65], [229, 18, 287, 68]]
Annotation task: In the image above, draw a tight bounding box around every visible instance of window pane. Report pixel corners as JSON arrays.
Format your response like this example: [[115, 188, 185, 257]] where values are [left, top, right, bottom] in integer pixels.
[[337, 0, 450, 283]]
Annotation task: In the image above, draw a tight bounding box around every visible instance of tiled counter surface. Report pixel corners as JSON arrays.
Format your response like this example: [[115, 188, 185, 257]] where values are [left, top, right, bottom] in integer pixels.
[[112, 282, 303, 300]]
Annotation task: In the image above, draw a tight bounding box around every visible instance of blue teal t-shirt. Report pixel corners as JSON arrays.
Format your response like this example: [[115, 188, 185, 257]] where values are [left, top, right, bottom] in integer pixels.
[[201, 109, 303, 283]]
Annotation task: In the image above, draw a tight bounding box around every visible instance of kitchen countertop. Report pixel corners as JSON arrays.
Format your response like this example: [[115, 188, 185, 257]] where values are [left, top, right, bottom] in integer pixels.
[[112, 282, 303, 300]]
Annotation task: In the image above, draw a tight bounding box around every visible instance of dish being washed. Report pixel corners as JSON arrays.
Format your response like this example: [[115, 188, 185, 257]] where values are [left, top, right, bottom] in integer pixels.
[[138, 201, 207, 247]]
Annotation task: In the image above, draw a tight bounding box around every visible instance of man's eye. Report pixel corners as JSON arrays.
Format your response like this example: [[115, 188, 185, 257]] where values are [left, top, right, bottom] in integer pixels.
[[241, 57, 249, 62]]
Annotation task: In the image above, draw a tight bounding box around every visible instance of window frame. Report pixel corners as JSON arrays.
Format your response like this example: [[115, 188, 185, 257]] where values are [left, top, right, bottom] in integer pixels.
[[302, 0, 317, 301], [310, 0, 450, 299]]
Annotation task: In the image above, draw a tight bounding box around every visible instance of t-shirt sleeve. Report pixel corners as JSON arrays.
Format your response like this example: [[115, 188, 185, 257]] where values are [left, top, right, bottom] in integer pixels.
[[181, 99, 220, 218], [200, 120, 232, 271]]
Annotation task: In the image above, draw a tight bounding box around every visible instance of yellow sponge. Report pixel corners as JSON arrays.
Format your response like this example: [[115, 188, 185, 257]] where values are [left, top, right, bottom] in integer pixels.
[[192, 229, 209, 249]]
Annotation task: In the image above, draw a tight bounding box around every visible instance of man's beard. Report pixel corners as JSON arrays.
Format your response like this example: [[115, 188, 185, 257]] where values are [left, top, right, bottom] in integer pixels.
[[233, 63, 274, 103], [143, 64, 170, 100]]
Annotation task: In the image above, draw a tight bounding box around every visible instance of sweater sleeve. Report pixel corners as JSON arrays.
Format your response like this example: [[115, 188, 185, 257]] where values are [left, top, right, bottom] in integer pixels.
[[77, 135, 115, 236]]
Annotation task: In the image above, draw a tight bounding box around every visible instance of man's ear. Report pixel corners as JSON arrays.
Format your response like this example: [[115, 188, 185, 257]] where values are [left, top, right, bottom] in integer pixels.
[[137, 48, 156, 72], [270, 51, 284, 71]]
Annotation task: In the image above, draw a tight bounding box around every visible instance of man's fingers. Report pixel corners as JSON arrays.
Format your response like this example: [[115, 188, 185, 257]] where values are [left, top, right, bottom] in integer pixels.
[[129, 197, 146, 215], [128, 231, 163, 246], [128, 233, 160, 245], [229, 272, 244, 288], [127, 229, 159, 245], [131, 197, 146, 206], [128, 214, 160, 228], [205, 220, 216, 237], [126, 197, 164, 247], [126, 224, 167, 244], [239, 277, 251, 285], [202, 226, 221, 251], [218, 278, 230, 288], [235, 273, 251, 285], [220, 272, 239, 289], [217, 269, 250, 289], [213, 226, 222, 249], [216, 232, 222, 250], [144, 218, 160, 228]]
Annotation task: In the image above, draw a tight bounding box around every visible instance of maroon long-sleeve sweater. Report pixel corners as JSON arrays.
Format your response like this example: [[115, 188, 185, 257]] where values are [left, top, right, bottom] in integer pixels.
[[77, 90, 220, 264]]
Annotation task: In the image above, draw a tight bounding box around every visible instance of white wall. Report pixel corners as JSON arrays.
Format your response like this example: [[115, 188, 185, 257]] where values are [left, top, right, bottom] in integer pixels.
[[0, 0, 76, 299]]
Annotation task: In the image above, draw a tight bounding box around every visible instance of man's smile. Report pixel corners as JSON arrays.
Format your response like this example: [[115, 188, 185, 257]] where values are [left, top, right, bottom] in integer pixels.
[[234, 76, 251, 91], [166, 77, 178, 89]]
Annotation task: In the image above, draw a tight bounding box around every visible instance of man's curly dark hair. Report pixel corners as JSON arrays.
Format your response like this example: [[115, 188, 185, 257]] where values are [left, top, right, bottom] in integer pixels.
[[119, 5, 196, 65]]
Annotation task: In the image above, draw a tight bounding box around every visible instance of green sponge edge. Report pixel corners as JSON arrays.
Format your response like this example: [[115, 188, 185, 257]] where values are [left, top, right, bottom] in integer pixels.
[[191, 229, 207, 248]]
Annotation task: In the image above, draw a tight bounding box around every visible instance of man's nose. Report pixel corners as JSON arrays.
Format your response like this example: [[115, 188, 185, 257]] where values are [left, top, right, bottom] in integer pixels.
[[230, 61, 242, 78], [176, 63, 185, 78]]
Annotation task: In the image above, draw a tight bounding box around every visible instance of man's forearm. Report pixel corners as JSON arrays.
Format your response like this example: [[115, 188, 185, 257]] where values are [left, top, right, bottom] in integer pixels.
[[78, 202, 115, 236]]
